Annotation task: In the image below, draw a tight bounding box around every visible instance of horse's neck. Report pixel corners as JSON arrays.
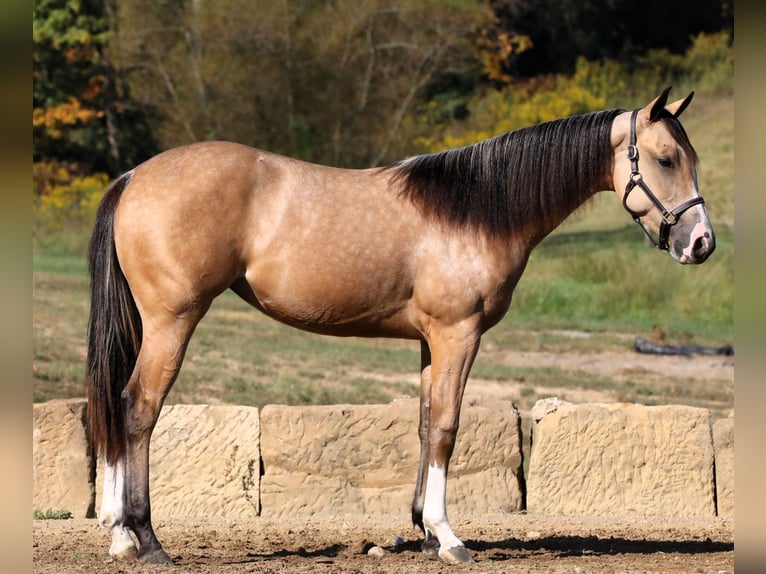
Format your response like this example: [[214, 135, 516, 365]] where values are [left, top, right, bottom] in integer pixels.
[[522, 181, 608, 250]]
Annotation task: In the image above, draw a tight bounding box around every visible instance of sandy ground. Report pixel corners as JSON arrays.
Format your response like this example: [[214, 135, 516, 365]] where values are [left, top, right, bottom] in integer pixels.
[[33, 513, 733, 573]]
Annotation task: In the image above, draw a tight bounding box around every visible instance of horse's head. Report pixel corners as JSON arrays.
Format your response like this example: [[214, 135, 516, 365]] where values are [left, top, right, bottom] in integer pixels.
[[611, 87, 715, 264]]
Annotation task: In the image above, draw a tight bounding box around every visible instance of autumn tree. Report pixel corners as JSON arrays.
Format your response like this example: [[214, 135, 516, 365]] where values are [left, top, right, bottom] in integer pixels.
[[33, 0, 157, 176]]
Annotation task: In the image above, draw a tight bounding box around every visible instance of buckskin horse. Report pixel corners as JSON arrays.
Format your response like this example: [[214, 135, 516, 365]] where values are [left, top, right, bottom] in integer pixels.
[[87, 88, 715, 564]]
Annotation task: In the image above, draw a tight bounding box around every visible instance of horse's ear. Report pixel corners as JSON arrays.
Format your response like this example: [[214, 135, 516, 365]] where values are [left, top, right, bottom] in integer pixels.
[[665, 91, 694, 119], [648, 86, 673, 122]]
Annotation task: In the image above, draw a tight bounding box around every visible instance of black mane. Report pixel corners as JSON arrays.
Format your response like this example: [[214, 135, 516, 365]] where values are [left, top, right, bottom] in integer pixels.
[[391, 109, 624, 237]]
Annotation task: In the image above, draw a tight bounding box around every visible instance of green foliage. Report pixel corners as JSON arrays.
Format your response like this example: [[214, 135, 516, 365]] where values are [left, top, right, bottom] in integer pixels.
[[629, 32, 734, 100], [491, 0, 730, 78], [34, 0, 159, 174], [416, 63, 614, 150], [419, 31, 733, 153], [33, 161, 109, 255], [33, 1, 731, 174], [33, 0, 110, 165], [33, 508, 72, 520]]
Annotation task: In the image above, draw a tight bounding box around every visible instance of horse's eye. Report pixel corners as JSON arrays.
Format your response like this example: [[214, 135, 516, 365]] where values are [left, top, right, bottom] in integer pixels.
[[658, 157, 674, 169]]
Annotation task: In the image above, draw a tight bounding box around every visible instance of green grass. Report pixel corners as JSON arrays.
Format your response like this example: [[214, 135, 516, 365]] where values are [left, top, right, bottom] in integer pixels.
[[33, 257, 90, 403], [33, 508, 72, 520], [507, 222, 733, 342]]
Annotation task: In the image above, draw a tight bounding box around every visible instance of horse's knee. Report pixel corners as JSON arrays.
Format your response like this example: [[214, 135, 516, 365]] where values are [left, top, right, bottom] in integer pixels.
[[428, 415, 459, 453], [120, 388, 161, 438]]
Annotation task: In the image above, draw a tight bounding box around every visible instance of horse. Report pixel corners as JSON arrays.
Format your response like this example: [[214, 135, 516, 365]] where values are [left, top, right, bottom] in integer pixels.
[[86, 87, 715, 565]]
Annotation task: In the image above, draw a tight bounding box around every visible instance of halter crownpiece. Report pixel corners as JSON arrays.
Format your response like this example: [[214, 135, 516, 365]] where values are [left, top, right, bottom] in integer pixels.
[[621, 109, 705, 251]]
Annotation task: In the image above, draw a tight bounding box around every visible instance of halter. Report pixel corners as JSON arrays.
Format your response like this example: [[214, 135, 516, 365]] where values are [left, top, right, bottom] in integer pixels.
[[622, 109, 705, 251]]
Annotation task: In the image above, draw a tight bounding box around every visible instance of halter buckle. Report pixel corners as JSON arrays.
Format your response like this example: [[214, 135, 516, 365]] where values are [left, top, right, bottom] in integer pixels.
[[662, 211, 678, 225], [626, 144, 639, 161]]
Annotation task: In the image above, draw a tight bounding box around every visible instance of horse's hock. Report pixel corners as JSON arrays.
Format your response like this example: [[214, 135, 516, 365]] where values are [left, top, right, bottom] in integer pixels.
[[32, 398, 733, 520]]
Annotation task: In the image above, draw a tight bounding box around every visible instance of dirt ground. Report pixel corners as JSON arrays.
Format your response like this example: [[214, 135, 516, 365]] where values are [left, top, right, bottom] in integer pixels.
[[33, 513, 733, 573], [33, 349, 735, 573]]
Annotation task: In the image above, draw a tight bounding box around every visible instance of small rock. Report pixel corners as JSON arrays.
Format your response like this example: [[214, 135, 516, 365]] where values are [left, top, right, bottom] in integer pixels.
[[355, 539, 376, 555], [367, 545, 387, 558]]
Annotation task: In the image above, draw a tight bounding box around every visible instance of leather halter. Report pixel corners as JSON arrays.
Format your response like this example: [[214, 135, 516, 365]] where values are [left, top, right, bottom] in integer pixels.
[[622, 109, 705, 251]]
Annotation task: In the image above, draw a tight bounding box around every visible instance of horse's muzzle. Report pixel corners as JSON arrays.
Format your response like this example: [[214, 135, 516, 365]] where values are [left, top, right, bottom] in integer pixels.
[[674, 222, 716, 264]]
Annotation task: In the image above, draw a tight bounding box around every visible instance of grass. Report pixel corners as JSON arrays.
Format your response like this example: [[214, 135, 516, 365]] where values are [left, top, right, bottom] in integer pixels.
[[32, 95, 734, 422], [33, 509, 72, 520], [510, 223, 734, 341]]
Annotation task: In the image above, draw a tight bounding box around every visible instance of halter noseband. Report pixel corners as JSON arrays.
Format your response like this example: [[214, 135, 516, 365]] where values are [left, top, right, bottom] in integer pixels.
[[622, 109, 705, 251]]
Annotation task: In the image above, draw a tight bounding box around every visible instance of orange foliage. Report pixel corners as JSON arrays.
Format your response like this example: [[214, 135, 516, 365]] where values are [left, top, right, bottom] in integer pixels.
[[477, 30, 532, 84], [33, 98, 104, 139], [82, 75, 105, 100]]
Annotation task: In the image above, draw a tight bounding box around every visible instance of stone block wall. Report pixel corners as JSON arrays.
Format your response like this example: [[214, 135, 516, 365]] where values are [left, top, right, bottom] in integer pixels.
[[32, 399, 94, 518], [94, 404, 261, 518], [527, 402, 717, 517], [32, 398, 732, 520], [259, 399, 524, 517]]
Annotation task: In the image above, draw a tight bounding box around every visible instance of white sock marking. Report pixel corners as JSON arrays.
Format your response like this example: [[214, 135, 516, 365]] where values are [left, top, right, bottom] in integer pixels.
[[422, 464, 463, 551], [99, 460, 136, 557]]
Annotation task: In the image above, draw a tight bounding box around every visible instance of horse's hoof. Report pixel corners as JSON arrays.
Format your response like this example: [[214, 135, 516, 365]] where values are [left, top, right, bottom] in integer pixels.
[[421, 537, 440, 560], [110, 547, 137, 561], [439, 545, 474, 564], [138, 548, 173, 564]]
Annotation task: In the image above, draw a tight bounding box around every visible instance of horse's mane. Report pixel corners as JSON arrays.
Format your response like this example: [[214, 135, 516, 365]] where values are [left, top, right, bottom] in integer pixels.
[[390, 109, 624, 236]]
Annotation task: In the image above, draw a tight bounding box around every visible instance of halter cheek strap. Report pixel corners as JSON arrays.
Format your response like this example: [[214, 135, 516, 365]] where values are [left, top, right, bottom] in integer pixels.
[[622, 109, 705, 251]]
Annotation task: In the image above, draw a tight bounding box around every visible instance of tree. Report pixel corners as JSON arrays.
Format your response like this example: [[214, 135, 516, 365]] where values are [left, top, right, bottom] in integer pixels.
[[113, 0, 491, 167], [33, 0, 157, 176]]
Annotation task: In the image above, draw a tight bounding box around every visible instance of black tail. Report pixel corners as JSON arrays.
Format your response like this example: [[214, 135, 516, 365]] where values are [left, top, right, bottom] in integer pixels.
[[86, 171, 141, 464]]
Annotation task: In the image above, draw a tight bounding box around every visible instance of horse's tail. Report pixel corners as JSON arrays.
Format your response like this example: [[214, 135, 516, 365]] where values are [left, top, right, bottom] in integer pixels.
[[86, 171, 141, 465]]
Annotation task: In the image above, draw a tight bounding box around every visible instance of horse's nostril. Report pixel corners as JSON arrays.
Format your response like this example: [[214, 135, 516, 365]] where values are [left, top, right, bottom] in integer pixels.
[[691, 232, 715, 262], [692, 236, 706, 257]]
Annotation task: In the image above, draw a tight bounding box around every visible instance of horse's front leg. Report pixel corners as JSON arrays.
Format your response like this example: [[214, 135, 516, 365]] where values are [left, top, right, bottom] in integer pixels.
[[420, 323, 481, 564], [412, 341, 441, 557]]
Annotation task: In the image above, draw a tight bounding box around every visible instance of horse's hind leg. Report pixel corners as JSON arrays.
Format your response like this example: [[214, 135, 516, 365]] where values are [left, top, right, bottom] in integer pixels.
[[116, 304, 208, 563], [100, 458, 135, 559]]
